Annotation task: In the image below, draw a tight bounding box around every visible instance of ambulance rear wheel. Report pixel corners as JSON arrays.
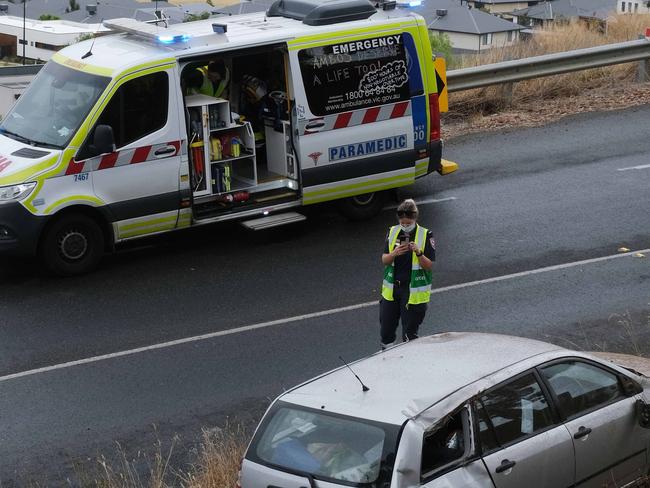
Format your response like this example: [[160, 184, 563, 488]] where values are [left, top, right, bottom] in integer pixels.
[[338, 191, 388, 221], [40, 213, 104, 276]]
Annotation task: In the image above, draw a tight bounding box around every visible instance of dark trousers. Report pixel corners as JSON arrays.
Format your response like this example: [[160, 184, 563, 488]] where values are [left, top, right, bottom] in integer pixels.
[[380, 283, 427, 346]]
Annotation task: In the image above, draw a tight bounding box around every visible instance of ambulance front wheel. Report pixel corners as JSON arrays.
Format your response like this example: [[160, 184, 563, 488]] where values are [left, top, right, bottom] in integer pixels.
[[39, 213, 104, 276], [338, 191, 389, 221]]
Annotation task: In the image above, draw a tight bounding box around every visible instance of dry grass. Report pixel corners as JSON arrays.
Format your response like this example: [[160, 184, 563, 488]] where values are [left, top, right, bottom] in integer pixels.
[[448, 15, 650, 118], [51, 423, 248, 488], [180, 424, 248, 488]]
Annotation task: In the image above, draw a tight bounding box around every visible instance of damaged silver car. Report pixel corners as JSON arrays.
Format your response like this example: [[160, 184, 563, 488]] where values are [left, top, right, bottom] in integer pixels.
[[239, 333, 650, 488]]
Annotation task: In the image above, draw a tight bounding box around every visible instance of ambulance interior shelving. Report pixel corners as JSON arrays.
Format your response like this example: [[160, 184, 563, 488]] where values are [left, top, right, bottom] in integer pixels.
[[181, 46, 297, 218]]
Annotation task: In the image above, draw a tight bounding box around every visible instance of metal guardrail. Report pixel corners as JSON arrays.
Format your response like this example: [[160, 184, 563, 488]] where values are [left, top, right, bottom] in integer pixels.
[[447, 37, 650, 92]]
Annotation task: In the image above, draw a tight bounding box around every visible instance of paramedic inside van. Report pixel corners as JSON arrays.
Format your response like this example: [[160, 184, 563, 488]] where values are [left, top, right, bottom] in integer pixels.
[[380, 199, 435, 350], [187, 60, 230, 99]]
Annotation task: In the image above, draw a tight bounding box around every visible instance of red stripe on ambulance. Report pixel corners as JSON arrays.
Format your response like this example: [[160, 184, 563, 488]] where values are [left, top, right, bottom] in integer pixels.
[[333, 112, 352, 129], [131, 146, 151, 164], [65, 158, 85, 175], [168, 141, 181, 155], [390, 101, 409, 119], [302, 101, 412, 135], [362, 107, 380, 124], [98, 152, 119, 170]]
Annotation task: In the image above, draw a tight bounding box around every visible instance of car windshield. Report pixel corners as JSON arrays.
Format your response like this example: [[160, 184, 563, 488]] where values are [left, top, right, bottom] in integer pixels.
[[250, 402, 400, 485], [0, 61, 110, 149]]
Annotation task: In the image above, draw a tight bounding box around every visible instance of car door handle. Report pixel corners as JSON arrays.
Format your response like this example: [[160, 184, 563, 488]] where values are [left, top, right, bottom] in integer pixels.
[[574, 426, 592, 439], [305, 120, 325, 131], [495, 459, 516, 473], [154, 146, 176, 157]]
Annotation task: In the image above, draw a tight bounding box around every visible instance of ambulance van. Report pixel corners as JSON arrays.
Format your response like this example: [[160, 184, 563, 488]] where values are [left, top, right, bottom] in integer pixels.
[[0, 0, 455, 275]]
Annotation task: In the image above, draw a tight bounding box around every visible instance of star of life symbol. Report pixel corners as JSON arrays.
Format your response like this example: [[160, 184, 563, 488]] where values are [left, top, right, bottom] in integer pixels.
[[308, 151, 322, 166]]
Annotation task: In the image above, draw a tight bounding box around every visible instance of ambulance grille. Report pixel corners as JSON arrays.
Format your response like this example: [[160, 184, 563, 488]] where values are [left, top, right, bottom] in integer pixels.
[[267, 0, 376, 26]]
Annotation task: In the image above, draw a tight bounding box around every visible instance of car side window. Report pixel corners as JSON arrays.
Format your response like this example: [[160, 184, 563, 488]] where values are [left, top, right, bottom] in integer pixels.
[[540, 361, 623, 419], [79, 71, 168, 159], [475, 400, 499, 453], [477, 373, 555, 448], [421, 411, 466, 479]]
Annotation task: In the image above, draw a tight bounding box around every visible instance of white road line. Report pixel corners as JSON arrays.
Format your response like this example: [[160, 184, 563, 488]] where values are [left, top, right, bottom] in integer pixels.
[[1, 247, 648, 384], [617, 164, 650, 172], [384, 196, 457, 210]]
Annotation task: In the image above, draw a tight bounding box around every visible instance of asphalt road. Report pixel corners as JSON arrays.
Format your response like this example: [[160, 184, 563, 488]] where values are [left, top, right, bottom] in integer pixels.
[[1, 105, 649, 484]]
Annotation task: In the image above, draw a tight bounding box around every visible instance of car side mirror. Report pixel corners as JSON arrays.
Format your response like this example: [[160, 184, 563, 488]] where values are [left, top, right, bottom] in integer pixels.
[[636, 399, 650, 429], [620, 375, 643, 397], [94, 124, 115, 155]]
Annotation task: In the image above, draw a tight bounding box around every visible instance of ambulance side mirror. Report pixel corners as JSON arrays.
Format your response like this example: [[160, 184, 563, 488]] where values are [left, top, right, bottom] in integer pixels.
[[94, 124, 115, 155]]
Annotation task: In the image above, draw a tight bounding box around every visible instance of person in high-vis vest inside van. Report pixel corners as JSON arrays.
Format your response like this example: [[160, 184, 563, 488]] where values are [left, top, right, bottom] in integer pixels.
[[380, 199, 435, 350], [196, 60, 230, 98]]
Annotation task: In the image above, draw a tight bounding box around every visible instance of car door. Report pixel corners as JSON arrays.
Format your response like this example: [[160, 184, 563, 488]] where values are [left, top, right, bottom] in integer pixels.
[[78, 64, 184, 240], [476, 372, 575, 488], [539, 359, 648, 487], [288, 28, 426, 205], [421, 406, 495, 488]]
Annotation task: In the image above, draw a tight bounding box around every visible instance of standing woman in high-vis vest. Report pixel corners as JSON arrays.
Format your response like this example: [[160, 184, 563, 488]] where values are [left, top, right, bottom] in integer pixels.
[[380, 199, 436, 350]]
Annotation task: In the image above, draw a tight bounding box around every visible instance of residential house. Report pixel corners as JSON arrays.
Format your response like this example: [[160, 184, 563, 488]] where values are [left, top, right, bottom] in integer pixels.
[[0, 15, 103, 60], [466, 0, 542, 19], [0, 0, 274, 61], [414, 1, 526, 52], [512, 0, 618, 27], [617, 0, 650, 13]]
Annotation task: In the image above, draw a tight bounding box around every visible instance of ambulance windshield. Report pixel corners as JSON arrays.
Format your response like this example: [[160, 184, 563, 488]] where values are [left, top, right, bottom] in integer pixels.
[[249, 402, 400, 485], [0, 61, 110, 149]]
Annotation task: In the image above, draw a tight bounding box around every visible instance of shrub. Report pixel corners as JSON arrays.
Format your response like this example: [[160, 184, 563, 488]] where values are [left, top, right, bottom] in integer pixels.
[[430, 32, 454, 67], [183, 12, 210, 22]]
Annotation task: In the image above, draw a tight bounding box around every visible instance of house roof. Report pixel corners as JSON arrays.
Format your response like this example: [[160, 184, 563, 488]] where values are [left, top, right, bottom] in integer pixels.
[[414, 2, 526, 34], [211, 0, 273, 15], [0, 0, 272, 25], [513, 0, 617, 21], [0, 14, 101, 32], [0, 0, 180, 23]]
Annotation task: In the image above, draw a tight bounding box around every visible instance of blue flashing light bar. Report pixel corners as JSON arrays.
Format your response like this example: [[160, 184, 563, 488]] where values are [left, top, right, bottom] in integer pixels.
[[158, 34, 190, 44], [395, 0, 423, 6], [104, 18, 190, 45]]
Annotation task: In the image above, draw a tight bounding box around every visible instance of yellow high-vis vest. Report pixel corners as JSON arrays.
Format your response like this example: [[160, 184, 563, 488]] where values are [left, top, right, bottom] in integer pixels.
[[382, 224, 432, 305]]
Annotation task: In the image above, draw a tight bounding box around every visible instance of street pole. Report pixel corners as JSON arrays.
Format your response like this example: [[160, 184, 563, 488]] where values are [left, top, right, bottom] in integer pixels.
[[22, 0, 25, 65]]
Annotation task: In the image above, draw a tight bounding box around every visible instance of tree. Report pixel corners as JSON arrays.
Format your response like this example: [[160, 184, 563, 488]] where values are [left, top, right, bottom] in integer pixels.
[[38, 13, 60, 20], [183, 11, 210, 22], [429, 32, 453, 66]]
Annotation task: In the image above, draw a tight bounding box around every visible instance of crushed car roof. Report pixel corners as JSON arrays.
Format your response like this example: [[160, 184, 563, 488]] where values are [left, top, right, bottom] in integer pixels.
[[281, 332, 566, 424]]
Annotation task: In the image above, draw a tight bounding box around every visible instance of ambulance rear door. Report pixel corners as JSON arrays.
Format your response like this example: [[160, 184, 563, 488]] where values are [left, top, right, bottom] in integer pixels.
[[289, 26, 428, 206]]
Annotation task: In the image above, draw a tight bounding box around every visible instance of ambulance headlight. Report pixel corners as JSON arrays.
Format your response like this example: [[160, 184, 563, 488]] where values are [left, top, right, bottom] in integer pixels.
[[0, 182, 36, 202]]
